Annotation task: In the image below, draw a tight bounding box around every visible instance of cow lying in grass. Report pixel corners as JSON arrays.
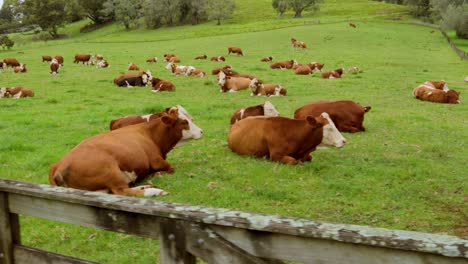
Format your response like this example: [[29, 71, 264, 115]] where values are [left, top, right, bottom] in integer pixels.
[[151, 78, 176, 92], [295, 100, 372, 133], [146, 57, 157, 63], [166, 62, 195, 75], [228, 113, 346, 165], [260, 56, 274, 62], [230, 101, 280, 124], [195, 55, 207, 60], [128, 63, 140, 71], [0, 87, 34, 99], [291, 38, 307, 49], [114, 71, 153, 87], [50, 108, 203, 196], [413, 81, 460, 104], [249, 79, 286, 97], [321, 68, 344, 79], [294, 62, 325, 75], [217, 71, 251, 93], [13, 63, 27, 73], [211, 56, 226, 62], [270, 60, 298, 69]]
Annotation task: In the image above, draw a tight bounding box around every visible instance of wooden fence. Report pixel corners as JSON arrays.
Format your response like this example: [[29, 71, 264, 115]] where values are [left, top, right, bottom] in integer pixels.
[[0, 179, 467, 264]]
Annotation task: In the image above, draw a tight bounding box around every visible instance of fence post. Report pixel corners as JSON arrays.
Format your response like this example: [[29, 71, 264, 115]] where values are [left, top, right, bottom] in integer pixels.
[[159, 220, 196, 264], [0, 192, 21, 264]]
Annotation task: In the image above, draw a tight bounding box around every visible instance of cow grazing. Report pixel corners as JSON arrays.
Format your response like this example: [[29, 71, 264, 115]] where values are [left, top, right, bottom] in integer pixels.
[[74, 54, 93, 65], [413, 86, 460, 104], [291, 38, 307, 49], [42, 55, 52, 63], [1, 87, 34, 99], [146, 57, 158, 63], [49, 108, 203, 196], [128, 63, 140, 71], [55, 55, 64, 66], [228, 113, 346, 165], [195, 55, 207, 60], [13, 63, 27, 73], [228, 47, 244, 56], [50, 59, 59, 76], [211, 56, 226, 62], [3, 58, 20, 68], [249, 79, 286, 97], [151, 78, 176, 92], [115, 71, 152, 87], [294, 101, 372, 133], [212, 65, 232, 75], [349, 22, 357, 28], [97, 60, 110, 68], [270, 60, 298, 69], [321, 68, 344, 79], [230, 101, 280, 124], [218, 71, 251, 93], [260, 56, 274, 62]]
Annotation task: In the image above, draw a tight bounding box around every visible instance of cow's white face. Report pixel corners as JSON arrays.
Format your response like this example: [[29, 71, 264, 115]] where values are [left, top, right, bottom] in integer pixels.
[[318, 112, 346, 149], [50, 59, 58, 65], [249, 78, 259, 90], [264, 101, 279, 117], [218, 71, 226, 86], [0, 87, 7, 98], [174, 105, 203, 147], [165, 62, 173, 70]]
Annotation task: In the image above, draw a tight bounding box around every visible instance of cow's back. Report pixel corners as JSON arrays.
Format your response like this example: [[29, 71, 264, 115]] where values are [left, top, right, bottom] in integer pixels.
[[228, 117, 270, 157]]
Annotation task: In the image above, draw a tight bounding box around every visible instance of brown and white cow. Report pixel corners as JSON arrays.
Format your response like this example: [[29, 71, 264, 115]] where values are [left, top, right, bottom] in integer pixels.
[[212, 65, 232, 75], [228, 47, 244, 56], [1, 87, 34, 99], [321, 68, 344, 79], [0, 87, 8, 98], [74, 54, 93, 65], [413, 86, 460, 104], [13, 63, 27, 73], [260, 56, 274, 62], [55, 55, 64, 66], [291, 38, 307, 49], [163, 54, 176, 62], [49, 108, 203, 197], [211, 56, 226, 62], [146, 57, 158, 63], [50, 59, 59, 76], [294, 100, 371, 133], [218, 71, 251, 93], [128, 63, 140, 71], [3, 58, 20, 68], [417, 80, 449, 92], [95, 54, 104, 61], [188, 68, 206, 78], [114, 71, 153, 87], [230, 101, 280, 124], [168, 56, 181, 63], [228, 113, 346, 165], [97, 60, 110, 68], [42, 55, 52, 63], [249, 79, 286, 97], [166, 62, 195, 75], [270, 60, 298, 69], [195, 55, 207, 60], [151, 78, 176, 92]]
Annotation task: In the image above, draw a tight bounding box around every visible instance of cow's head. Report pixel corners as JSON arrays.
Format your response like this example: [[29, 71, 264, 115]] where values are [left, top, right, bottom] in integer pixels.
[[316, 112, 347, 149], [165, 62, 173, 70], [0, 87, 7, 98], [218, 71, 226, 86], [172, 105, 203, 146], [292, 60, 299, 67], [142, 71, 152, 85], [249, 78, 260, 94], [263, 101, 280, 117], [291, 38, 297, 43], [446, 90, 460, 104], [430, 80, 449, 91], [50, 59, 58, 65]]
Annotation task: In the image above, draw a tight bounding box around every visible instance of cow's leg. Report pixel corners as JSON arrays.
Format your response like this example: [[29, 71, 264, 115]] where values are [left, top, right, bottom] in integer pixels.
[[300, 153, 312, 162], [150, 156, 174, 175], [270, 153, 298, 165]]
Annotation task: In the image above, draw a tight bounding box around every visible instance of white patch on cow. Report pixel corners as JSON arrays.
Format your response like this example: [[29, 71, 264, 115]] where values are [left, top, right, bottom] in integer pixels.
[[141, 114, 152, 122], [144, 188, 167, 197], [50, 59, 58, 65], [122, 171, 138, 184], [442, 83, 449, 92], [263, 101, 280, 117], [13, 91, 22, 99], [274, 86, 282, 96], [239, 108, 246, 119], [0, 87, 7, 98], [174, 105, 203, 147], [427, 92, 433, 96], [218, 71, 226, 86], [421, 84, 436, 90], [250, 93, 254, 96], [293, 60, 298, 67], [329, 75, 335, 79], [165, 62, 173, 70], [151, 89, 160, 93], [317, 112, 346, 149]]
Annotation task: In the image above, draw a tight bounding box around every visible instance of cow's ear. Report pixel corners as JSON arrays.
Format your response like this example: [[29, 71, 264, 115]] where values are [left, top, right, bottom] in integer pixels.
[[364, 106, 371, 112], [168, 108, 179, 118], [161, 115, 174, 125], [306, 116, 317, 126]]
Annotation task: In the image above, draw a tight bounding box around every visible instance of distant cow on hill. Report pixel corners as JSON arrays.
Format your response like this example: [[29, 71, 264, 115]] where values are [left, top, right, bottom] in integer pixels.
[[291, 38, 307, 49], [74, 54, 93, 65], [228, 47, 243, 56], [42, 55, 52, 63]]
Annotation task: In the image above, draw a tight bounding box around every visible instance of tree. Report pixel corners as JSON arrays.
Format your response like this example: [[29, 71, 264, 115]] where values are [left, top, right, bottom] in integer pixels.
[[272, 0, 289, 18], [77, 0, 110, 25], [404, 0, 432, 18], [189, 0, 208, 25], [438, 2, 468, 38], [0, 35, 14, 49], [287, 0, 323, 18], [208, 0, 235, 25], [65, 0, 85, 22], [22, 0, 68, 38], [103, 0, 142, 30]]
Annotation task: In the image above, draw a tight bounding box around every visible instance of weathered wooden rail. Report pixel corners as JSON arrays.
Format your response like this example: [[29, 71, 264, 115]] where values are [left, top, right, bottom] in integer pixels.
[[0, 179, 467, 264]]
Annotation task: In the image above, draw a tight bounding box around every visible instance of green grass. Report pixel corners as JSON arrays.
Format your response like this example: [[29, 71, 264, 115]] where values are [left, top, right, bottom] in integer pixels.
[[0, 1, 467, 263]]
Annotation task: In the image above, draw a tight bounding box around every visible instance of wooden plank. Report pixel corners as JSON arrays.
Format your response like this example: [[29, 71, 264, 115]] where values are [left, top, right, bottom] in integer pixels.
[[212, 226, 468, 264], [0, 179, 467, 259], [14, 245, 98, 264], [0, 192, 20, 264], [185, 223, 272, 264], [159, 220, 196, 264], [8, 193, 161, 239]]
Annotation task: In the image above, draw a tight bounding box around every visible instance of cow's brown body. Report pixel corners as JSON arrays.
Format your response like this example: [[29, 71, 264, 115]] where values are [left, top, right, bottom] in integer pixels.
[[270, 60, 296, 69], [349, 22, 357, 28], [3, 58, 20, 67], [13, 64, 26, 73], [218, 71, 251, 93], [74, 54, 92, 64], [3, 87, 34, 98], [146, 57, 157, 63], [114, 73, 142, 85], [211, 56, 225, 62], [168, 56, 181, 63], [413, 87, 460, 104], [250, 79, 286, 96], [163, 54, 176, 62], [152, 78, 176, 92], [228, 116, 328, 165], [188, 68, 206, 78], [128, 63, 140, 71], [49, 111, 188, 196], [228, 47, 244, 56], [212, 65, 232, 75], [294, 100, 371, 133], [295, 64, 313, 75], [50, 60, 59, 75], [291, 38, 307, 49], [230, 101, 280, 124], [195, 55, 207, 60], [321, 68, 344, 79], [55, 55, 64, 66], [42, 55, 52, 62]]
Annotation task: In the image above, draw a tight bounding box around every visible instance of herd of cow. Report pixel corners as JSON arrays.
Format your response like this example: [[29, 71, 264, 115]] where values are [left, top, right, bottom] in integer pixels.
[[0, 36, 462, 197]]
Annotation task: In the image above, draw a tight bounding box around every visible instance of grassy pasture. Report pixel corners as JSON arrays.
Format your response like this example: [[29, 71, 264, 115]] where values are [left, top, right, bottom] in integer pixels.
[[0, 14, 467, 264]]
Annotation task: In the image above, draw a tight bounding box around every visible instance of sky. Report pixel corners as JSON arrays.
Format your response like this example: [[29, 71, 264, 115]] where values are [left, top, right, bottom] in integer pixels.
[[0, 0, 3, 9]]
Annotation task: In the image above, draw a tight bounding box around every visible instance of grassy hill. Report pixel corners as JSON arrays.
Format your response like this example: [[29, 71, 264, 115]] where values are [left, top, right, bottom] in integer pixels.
[[0, 1, 467, 263]]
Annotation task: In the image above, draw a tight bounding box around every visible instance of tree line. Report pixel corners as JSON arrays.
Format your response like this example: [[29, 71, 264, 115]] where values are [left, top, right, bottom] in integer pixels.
[[372, 0, 467, 38]]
